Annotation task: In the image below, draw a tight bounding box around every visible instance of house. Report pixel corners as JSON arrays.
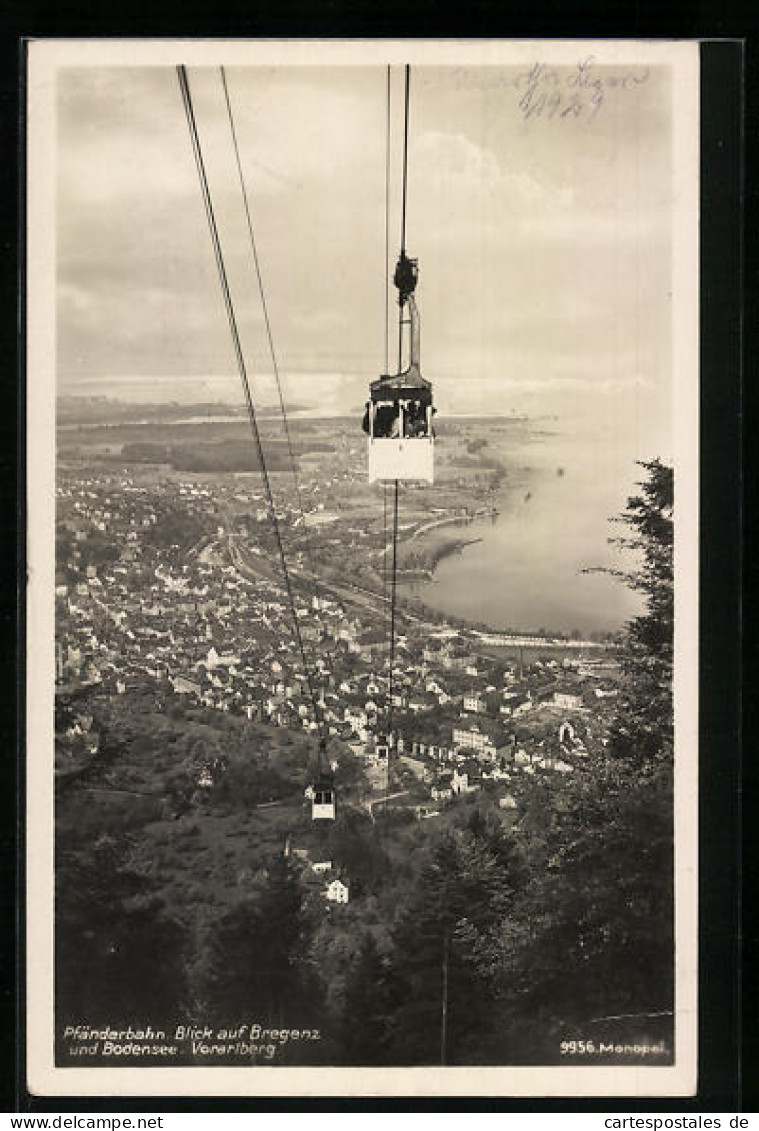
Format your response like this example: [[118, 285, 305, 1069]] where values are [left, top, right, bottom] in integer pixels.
[[172, 674, 202, 697], [452, 761, 482, 794], [407, 692, 434, 713], [431, 775, 453, 801], [400, 754, 425, 779], [452, 721, 498, 761], [499, 793, 518, 810], [552, 689, 582, 710], [463, 692, 485, 714], [312, 860, 332, 875], [325, 878, 350, 904], [356, 630, 390, 661]]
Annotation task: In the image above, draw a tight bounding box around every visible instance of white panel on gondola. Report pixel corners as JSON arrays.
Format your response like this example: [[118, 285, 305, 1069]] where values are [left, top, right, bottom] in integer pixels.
[[369, 433, 434, 485]]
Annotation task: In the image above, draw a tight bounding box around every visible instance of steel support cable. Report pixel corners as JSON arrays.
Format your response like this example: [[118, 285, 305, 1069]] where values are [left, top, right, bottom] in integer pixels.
[[384, 64, 391, 377], [220, 65, 336, 715], [381, 481, 391, 723], [387, 479, 399, 740], [219, 68, 310, 542], [387, 65, 410, 743], [381, 68, 391, 711], [401, 64, 410, 254], [176, 65, 325, 748], [397, 64, 410, 371], [382, 484, 389, 603]]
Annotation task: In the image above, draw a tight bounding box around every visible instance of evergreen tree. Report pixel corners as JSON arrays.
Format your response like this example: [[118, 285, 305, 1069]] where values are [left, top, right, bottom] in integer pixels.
[[56, 837, 187, 1050], [502, 461, 676, 1061], [379, 824, 522, 1065], [604, 458, 674, 767], [201, 855, 324, 1036], [338, 932, 393, 1064]]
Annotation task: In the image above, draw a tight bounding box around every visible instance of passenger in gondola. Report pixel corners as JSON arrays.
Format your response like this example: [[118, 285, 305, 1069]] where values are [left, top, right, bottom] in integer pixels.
[[363, 399, 399, 438], [404, 399, 428, 438], [379, 403, 400, 438]]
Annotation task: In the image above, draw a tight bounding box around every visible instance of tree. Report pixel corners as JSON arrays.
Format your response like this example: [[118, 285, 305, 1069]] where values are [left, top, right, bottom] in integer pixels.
[[200, 855, 323, 1035], [605, 459, 674, 767], [338, 932, 393, 1064], [377, 821, 524, 1065], [55, 837, 188, 1056], [502, 460, 676, 1061]]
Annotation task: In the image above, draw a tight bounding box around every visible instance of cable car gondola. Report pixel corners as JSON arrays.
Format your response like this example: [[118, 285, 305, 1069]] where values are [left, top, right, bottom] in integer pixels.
[[374, 731, 390, 761], [311, 769, 336, 821], [365, 252, 434, 484]]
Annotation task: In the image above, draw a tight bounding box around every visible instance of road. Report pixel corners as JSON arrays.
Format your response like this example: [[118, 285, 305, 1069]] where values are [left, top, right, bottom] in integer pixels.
[[363, 789, 410, 819], [225, 530, 424, 623]]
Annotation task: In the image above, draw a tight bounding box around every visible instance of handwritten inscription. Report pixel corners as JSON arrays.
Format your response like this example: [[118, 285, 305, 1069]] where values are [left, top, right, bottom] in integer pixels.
[[450, 57, 651, 121], [514, 58, 650, 122]]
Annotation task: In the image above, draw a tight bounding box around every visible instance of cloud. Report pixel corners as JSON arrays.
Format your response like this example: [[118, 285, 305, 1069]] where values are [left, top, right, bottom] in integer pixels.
[[55, 62, 673, 459]]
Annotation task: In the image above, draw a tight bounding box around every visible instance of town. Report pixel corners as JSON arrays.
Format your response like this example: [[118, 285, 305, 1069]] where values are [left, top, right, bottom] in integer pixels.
[[55, 411, 623, 913]]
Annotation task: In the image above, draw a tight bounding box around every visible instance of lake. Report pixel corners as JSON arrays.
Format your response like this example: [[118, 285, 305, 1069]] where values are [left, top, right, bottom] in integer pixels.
[[403, 424, 645, 635]]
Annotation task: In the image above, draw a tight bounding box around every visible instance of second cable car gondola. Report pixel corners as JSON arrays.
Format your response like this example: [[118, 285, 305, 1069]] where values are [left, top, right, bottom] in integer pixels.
[[309, 735, 336, 821], [364, 252, 434, 484], [311, 769, 336, 820]]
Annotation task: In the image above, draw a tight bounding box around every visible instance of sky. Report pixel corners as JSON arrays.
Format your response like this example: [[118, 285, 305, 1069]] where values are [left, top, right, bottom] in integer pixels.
[[56, 58, 676, 462]]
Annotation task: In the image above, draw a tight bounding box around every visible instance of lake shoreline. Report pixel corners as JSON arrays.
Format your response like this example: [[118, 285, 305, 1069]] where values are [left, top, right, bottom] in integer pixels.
[[397, 536, 484, 581]]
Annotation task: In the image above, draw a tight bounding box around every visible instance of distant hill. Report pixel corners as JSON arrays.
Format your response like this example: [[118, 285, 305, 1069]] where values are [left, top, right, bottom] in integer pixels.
[[57, 396, 311, 426]]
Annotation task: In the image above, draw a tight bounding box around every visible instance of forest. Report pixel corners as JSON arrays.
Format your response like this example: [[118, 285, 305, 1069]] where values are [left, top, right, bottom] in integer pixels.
[[55, 461, 674, 1067], [119, 439, 314, 473]]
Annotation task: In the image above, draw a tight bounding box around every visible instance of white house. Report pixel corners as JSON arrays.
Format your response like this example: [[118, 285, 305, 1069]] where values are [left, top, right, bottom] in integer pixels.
[[452, 722, 497, 761], [553, 690, 583, 710], [431, 776, 453, 801], [325, 879, 350, 904], [452, 763, 482, 794], [463, 693, 485, 714]]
